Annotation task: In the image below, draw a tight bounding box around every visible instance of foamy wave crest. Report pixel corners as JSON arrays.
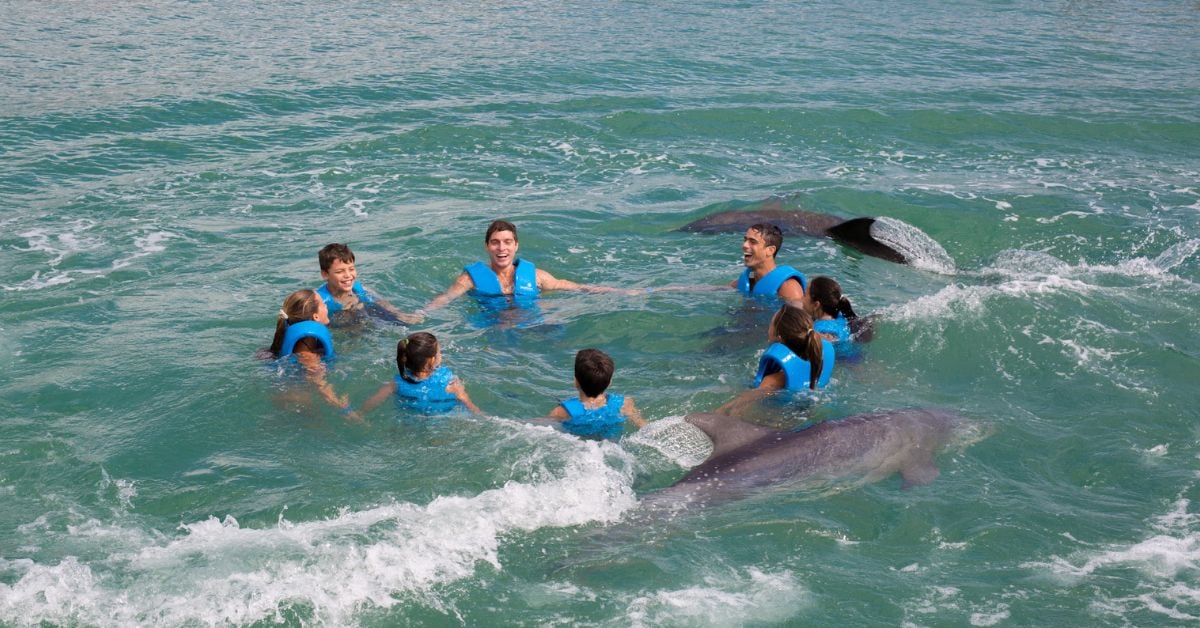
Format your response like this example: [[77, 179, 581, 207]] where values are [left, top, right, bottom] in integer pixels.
[[0, 442, 637, 626], [1023, 498, 1200, 622], [888, 240, 1197, 325]]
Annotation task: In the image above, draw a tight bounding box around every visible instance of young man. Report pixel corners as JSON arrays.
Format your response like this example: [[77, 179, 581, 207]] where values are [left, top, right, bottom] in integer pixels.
[[421, 220, 631, 314], [730, 223, 806, 303]]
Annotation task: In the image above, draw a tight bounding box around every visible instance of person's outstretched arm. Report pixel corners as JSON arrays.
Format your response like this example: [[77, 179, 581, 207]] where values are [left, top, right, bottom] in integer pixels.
[[363, 288, 423, 324], [421, 272, 474, 315]]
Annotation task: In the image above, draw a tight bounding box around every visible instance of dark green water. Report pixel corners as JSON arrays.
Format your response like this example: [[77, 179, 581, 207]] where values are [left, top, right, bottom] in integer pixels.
[[2, 1, 1199, 625]]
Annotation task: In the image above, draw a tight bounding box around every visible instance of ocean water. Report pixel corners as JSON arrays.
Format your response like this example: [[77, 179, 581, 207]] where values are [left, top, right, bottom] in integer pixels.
[[2, 0, 1199, 625]]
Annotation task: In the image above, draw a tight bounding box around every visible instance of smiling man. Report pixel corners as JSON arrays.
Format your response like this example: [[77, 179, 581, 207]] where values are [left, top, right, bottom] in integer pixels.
[[422, 219, 628, 316], [730, 223, 806, 303]]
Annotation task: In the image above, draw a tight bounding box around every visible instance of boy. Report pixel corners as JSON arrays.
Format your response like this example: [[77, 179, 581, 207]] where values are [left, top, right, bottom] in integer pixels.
[[317, 243, 420, 324], [548, 349, 646, 440]]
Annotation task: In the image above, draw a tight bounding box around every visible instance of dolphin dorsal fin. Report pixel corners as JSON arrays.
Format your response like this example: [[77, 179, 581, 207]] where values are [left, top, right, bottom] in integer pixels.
[[684, 413, 778, 458]]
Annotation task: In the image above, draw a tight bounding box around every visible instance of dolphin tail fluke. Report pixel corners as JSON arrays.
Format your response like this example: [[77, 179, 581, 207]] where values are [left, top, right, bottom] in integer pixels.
[[684, 413, 776, 458], [899, 457, 940, 489], [824, 218, 909, 264]]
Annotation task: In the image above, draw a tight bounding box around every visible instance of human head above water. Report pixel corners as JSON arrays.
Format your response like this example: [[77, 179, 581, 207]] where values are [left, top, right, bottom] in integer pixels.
[[269, 289, 328, 356], [397, 331, 440, 377], [484, 220, 518, 244], [769, 303, 824, 390], [748, 223, 783, 258], [574, 348, 615, 398], [805, 276, 858, 320], [281, 289, 325, 323], [318, 243, 356, 273]]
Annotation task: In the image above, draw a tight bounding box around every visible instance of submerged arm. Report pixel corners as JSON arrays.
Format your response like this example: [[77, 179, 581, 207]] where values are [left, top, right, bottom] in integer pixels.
[[296, 351, 362, 422], [622, 397, 647, 429], [446, 377, 483, 415], [363, 288, 423, 325], [359, 380, 397, 414]]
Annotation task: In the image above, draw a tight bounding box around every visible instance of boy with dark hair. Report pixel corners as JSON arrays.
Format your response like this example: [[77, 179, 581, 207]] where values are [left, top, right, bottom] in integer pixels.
[[548, 349, 645, 440], [317, 243, 419, 324]]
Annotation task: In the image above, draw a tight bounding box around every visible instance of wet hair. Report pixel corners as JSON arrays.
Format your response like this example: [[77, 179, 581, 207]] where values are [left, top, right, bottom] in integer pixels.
[[269, 289, 323, 357], [318, 243, 356, 272], [748, 223, 783, 258], [574, 348, 615, 398], [806, 276, 858, 320], [772, 304, 824, 390], [397, 332, 439, 383], [484, 220, 518, 244]]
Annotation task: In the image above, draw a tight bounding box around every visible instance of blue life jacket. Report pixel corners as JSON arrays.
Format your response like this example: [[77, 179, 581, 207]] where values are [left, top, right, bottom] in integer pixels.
[[814, 315, 858, 358], [737, 265, 807, 298], [560, 394, 626, 440], [753, 341, 834, 390], [394, 367, 460, 415], [316, 281, 375, 315], [279, 320, 335, 360], [465, 259, 538, 298]]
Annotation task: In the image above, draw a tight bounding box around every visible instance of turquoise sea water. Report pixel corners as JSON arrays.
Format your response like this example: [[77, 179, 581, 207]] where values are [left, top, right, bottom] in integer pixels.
[[2, 1, 1199, 625]]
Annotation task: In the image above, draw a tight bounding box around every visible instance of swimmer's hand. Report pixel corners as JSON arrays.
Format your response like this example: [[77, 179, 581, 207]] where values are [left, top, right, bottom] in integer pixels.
[[395, 310, 424, 325]]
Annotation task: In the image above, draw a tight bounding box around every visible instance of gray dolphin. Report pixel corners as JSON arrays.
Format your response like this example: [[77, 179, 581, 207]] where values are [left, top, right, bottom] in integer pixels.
[[643, 408, 964, 509], [677, 195, 909, 264]]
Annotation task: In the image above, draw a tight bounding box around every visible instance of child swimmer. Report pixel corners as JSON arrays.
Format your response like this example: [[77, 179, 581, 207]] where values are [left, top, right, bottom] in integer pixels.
[[360, 332, 482, 416], [548, 349, 646, 440]]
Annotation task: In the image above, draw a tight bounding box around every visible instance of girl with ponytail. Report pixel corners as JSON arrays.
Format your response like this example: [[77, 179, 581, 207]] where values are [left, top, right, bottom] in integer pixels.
[[761, 304, 832, 391], [803, 276, 867, 354], [360, 332, 482, 416], [264, 289, 358, 420], [717, 303, 835, 417]]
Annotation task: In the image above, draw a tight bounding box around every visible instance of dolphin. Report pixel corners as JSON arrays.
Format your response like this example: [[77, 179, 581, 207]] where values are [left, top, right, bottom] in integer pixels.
[[642, 408, 965, 509], [676, 195, 910, 264]]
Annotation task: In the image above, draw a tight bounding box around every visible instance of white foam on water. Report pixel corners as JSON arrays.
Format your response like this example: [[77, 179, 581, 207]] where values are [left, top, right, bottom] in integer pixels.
[[889, 239, 1199, 328], [343, 198, 370, 217], [111, 230, 178, 270], [99, 467, 138, 511], [968, 605, 1012, 626], [622, 567, 808, 627], [5, 224, 180, 291], [1023, 497, 1200, 622], [0, 440, 638, 626]]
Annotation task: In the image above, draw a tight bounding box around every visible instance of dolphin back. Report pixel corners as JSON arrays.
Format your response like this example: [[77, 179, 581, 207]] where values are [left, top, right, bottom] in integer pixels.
[[675, 196, 912, 264]]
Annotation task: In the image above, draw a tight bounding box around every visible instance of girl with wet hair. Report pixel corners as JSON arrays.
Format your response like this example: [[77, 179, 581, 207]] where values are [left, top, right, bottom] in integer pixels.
[[263, 289, 358, 420], [803, 276, 872, 352], [269, 289, 327, 357], [360, 332, 482, 416], [717, 303, 835, 417], [765, 304, 831, 391]]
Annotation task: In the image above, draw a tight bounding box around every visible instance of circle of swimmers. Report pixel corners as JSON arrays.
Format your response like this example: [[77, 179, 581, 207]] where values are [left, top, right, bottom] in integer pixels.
[[267, 219, 860, 438]]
